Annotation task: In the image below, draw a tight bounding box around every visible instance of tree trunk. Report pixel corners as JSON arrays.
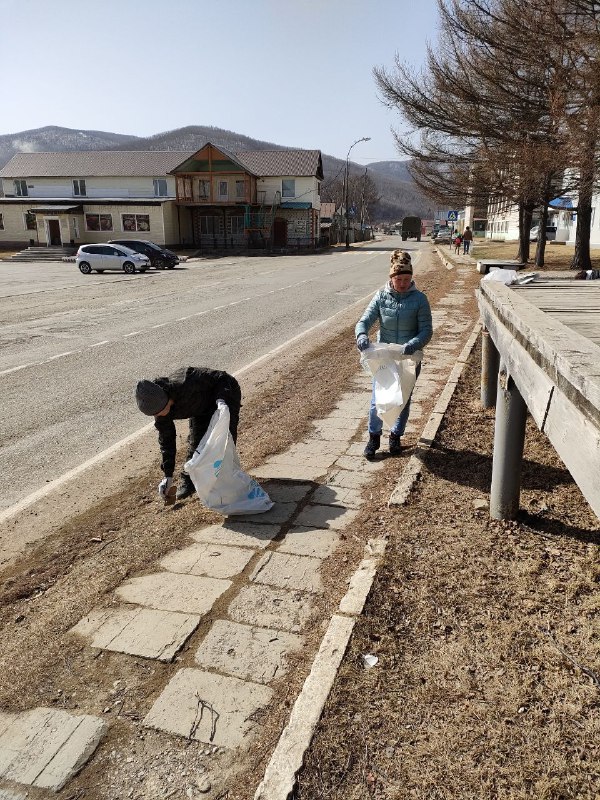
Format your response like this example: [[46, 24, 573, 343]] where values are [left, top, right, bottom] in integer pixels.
[[535, 199, 549, 267], [516, 203, 533, 262], [571, 161, 594, 271]]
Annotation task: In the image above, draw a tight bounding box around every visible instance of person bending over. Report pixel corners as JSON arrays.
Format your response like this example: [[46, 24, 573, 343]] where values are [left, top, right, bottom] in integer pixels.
[[135, 366, 241, 500]]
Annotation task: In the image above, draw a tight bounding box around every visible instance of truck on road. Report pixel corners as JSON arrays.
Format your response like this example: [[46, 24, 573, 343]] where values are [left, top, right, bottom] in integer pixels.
[[401, 216, 422, 241]]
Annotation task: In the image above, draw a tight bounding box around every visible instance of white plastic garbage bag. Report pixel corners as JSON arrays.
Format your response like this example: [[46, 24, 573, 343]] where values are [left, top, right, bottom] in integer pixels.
[[184, 405, 273, 515], [360, 343, 422, 427], [482, 268, 518, 285]]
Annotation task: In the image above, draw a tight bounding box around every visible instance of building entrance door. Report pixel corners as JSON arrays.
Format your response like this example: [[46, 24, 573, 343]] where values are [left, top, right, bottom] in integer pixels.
[[273, 217, 287, 247], [47, 219, 62, 246]]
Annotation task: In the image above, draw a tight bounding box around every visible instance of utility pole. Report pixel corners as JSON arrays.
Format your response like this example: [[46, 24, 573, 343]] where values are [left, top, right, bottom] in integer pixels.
[[345, 137, 370, 249]]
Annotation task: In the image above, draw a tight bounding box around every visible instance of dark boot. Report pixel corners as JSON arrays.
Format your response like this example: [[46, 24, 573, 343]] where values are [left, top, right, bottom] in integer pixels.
[[176, 473, 196, 500], [363, 433, 381, 460], [389, 432, 402, 456]]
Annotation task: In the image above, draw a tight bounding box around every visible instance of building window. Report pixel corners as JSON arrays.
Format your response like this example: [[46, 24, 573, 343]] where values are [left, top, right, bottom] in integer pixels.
[[24, 211, 37, 230], [282, 179, 295, 198], [199, 216, 224, 236], [198, 180, 210, 199], [228, 216, 244, 235], [73, 179, 86, 196], [218, 181, 228, 200], [153, 178, 167, 197], [235, 180, 245, 199], [85, 213, 113, 231], [14, 180, 28, 197], [122, 213, 150, 232], [0, 213, 3, 230]]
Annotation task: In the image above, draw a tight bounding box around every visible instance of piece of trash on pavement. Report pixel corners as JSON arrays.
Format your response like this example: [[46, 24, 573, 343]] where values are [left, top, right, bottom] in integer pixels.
[[362, 654, 379, 668]]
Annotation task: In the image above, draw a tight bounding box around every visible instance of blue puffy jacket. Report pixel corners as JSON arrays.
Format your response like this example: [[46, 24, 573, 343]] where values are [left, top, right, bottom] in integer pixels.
[[355, 281, 433, 352]]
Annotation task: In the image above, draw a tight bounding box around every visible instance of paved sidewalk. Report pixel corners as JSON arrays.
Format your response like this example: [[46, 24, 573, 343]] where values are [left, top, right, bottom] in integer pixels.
[[0, 257, 481, 798]]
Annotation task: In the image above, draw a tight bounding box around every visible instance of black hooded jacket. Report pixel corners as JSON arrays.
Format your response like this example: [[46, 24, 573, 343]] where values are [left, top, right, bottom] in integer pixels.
[[153, 366, 240, 476]]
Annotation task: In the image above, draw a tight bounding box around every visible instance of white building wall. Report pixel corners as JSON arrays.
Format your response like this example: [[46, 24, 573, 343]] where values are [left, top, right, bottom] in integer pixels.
[[78, 203, 168, 243], [255, 176, 320, 209], [0, 204, 40, 245], [1, 175, 177, 199]]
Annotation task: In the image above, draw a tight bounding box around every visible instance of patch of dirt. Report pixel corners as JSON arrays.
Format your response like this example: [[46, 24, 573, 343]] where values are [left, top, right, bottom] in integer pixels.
[[294, 337, 600, 800]]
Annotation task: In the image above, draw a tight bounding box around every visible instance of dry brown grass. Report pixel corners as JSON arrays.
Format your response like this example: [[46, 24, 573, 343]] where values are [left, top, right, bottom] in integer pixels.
[[470, 239, 600, 270]]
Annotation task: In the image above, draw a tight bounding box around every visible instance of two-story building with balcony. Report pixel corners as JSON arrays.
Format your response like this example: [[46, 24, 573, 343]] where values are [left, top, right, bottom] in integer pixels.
[[170, 143, 323, 249], [0, 143, 324, 251]]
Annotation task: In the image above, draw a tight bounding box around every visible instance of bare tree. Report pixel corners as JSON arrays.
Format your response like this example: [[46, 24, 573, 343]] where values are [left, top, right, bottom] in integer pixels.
[[374, 0, 597, 265]]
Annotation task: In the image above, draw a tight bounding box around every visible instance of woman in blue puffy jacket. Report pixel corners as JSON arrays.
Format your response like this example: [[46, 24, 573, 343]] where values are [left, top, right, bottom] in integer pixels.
[[355, 250, 432, 459]]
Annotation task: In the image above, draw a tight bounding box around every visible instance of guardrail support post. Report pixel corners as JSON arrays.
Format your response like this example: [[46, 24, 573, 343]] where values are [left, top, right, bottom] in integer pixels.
[[481, 328, 500, 408], [490, 360, 527, 520]]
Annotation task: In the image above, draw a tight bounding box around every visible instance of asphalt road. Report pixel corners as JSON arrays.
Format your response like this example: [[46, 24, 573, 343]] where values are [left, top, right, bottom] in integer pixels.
[[1, 238, 430, 510]]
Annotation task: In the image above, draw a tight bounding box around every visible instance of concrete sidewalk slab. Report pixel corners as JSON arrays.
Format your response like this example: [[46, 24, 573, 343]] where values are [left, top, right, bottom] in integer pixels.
[[251, 464, 328, 481], [333, 455, 384, 472], [143, 669, 272, 748], [228, 585, 314, 631], [278, 527, 339, 559], [192, 522, 280, 549], [234, 502, 296, 525], [0, 708, 106, 791], [250, 552, 323, 593], [324, 469, 372, 490], [116, 572, 231, 615], [194, 620, 303, 684], [160, 542, 254, 579], [261, 482, 313, 504], [267, 453, 335, 470], [310, 484, 362, 508], [294, 504, 359, 530], [70, 606, 200, 661]]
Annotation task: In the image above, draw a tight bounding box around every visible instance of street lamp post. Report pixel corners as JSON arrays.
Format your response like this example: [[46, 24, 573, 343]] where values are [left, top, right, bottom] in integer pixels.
[[345, 136, 370, 249]]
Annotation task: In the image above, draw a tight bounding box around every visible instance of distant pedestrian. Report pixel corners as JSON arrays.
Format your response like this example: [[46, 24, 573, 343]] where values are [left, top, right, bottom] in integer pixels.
[[462, 226, 473, 254], [355, 250, 432, 459], [135, 367, 242, 501], [453, 233, 463, 255]]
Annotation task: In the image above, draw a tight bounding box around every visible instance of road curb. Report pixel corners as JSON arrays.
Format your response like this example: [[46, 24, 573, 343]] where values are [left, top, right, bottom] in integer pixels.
[[253, 267, 483, 798]]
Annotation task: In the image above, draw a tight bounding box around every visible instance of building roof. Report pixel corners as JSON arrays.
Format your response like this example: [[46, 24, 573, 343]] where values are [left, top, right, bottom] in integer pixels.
[[0, 146, 324, 181], [234, 150, 323, 179], [0, 151, 194, 178]]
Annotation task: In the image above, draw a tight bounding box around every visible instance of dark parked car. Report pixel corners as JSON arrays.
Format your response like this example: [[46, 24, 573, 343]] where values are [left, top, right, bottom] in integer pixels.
[[108, 239, 179, 269]]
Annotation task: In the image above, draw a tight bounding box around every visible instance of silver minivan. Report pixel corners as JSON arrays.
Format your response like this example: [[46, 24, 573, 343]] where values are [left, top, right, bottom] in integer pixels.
[[76, 244, 151, 274]]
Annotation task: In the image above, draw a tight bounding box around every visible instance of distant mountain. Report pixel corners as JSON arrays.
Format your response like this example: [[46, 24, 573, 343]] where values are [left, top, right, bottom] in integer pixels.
[[0, 125, 139, 168], [0, 125, 430, 221]]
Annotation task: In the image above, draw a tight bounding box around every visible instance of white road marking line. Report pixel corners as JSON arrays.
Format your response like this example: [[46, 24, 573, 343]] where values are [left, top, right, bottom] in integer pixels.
[[0, 364, 33, 377], [124, 331, 141, 337], [176, 316, 189, 321], [152, 323, 168, 328], [45, 351, 76, 361], [0, 287, 379, 526], [90, 340, 110, 347]]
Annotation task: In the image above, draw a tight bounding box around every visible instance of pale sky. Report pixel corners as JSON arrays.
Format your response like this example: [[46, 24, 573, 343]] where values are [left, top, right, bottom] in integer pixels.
[[2, 0, 440, 163]]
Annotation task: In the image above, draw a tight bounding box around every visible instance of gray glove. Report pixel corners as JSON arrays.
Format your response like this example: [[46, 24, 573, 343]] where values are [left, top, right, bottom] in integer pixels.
[[356, 334, 370, 352], [216, 399, 228, 410], [158, 476, 173, 497]]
